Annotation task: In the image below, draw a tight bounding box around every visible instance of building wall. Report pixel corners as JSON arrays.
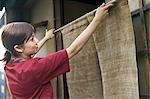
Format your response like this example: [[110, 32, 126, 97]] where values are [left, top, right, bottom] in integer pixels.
[[29, 0, 57, 98], [30, 0, 55, 53], [128, 0, 150, 98], [2, 0, 149, 99]]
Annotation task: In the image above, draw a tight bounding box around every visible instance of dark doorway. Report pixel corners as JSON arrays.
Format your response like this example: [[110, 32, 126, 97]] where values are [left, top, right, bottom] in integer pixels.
[[64, 0, 105, 24]]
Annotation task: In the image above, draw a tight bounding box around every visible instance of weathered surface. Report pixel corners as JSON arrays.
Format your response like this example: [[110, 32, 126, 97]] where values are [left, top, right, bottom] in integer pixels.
[[91, 0, 139, 99], [61, 18, 103, 99], [60, 0, 139, 99]]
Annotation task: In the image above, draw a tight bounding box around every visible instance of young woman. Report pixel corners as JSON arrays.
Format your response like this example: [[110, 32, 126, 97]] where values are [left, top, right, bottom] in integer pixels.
[[1, 1, 115, 99]]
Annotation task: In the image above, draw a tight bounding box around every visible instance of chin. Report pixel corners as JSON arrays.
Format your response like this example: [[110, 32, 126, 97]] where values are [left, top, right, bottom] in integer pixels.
[[30, 53, 36, 58]]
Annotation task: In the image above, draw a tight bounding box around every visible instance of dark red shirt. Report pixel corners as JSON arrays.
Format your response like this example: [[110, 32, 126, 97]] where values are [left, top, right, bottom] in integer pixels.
[[4, 49, 70, 99]]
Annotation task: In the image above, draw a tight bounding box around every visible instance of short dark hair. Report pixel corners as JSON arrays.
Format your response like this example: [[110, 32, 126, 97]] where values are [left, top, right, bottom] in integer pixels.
[[1, 22, 35, 64]]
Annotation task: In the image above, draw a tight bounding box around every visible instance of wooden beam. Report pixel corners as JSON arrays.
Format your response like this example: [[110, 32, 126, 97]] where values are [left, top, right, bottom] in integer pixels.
[[138, 0, 148, 50], [53, 0, 69, 99], [33, 21, 48, 28], [137, 0, 150, 97]]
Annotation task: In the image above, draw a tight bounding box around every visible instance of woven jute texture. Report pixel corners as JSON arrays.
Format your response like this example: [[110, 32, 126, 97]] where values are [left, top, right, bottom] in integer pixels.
[[61, 18, 103, 99], [60, 0, 139, 99], [87, 0, 139, 99]]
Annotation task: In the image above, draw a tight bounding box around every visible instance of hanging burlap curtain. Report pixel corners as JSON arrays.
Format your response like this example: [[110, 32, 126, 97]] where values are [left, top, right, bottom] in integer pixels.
[[56, 0, 139, 99], [88, 0, 139, 99], [61, 18, 103, 99]]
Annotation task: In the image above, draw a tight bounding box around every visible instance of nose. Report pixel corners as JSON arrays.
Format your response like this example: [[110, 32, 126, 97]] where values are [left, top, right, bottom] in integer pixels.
[[34, 37, 39, 43]]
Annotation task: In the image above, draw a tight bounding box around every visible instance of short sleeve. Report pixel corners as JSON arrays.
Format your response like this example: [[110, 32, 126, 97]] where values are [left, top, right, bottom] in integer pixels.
[[25, 49, 70, 84]]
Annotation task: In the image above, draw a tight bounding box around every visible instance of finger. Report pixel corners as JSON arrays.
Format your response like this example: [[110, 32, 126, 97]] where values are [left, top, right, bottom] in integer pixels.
[[49, 29, 55, 33], [105, 10, 109, 13], [52, 29, 55, 32], [106, 0, 116, 5], [100, 3, 105, 8], [97, 3, 106, 12], [103, 3, 114, 10], [50, 28, 55, 31], [104, 10, 109, 16]]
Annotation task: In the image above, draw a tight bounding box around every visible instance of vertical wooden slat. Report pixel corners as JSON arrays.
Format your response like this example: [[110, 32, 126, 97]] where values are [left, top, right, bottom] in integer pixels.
[[53, 0, 69, 99], [136, 0, 150, 98], [138, 0, 148, 51]]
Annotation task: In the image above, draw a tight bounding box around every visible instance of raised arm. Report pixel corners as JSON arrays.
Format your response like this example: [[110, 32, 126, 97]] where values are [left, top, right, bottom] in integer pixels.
[[66, 0, 116, 59], [37, 29, 55, 52]]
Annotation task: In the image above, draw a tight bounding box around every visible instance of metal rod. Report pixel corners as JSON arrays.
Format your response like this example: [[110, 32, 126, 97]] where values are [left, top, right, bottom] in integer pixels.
[[53, 8, 97, 34], [53, 0, 116, 34]]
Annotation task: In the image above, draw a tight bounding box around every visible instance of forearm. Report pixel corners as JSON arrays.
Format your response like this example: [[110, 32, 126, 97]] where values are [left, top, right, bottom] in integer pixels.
[[37, 37, 48, 52], [66, 1, 115, 59], [37, 29, 55, 52], [66, 18, 101, 58]]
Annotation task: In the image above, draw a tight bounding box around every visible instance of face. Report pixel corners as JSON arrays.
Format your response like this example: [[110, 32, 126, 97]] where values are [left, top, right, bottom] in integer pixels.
[[21, 34, 39, 58]]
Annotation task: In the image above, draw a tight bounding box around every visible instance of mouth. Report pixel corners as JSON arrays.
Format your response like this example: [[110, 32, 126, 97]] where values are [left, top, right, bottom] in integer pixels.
[[35, 45, 38, 49]]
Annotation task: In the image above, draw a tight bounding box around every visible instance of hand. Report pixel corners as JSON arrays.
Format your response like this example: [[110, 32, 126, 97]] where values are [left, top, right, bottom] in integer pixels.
[[45, 29, 55, 40], [94, 0, 116, 22]]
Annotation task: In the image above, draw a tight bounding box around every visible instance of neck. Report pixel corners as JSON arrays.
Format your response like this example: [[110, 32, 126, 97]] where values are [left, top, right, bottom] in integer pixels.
[[20, 53, 31, 59]]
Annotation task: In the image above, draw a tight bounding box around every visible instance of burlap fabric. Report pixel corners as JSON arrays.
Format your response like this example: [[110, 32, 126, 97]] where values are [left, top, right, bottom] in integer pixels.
[[61, 18, 103, 99], [60, 0, 139, 99], [88, 0, 139, 99]]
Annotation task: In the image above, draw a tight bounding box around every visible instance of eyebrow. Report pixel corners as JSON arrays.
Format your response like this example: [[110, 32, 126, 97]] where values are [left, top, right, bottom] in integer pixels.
[[29, 35, 34, 40], [23, 34, 34, 44]]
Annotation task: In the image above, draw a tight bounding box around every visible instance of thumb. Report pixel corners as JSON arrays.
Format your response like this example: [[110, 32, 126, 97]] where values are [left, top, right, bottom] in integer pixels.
[[100, 3, 106, 8]]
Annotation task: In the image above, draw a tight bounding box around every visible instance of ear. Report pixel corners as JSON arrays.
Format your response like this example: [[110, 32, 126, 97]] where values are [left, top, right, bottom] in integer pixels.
[[14, 45, 23, 53]]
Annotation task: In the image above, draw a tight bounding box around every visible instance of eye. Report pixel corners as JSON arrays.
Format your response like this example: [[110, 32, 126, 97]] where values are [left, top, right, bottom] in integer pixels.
[[29, 35, 35, 41], [31, 37, 34, 41]]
